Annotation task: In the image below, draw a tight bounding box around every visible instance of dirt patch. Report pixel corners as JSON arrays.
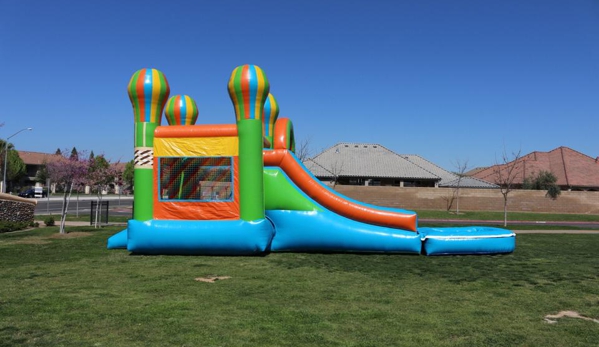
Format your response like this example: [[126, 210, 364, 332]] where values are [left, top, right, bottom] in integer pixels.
[[49, 232, 93, 239], [195, 276, 231, 283], [544, 310, 599, 324]]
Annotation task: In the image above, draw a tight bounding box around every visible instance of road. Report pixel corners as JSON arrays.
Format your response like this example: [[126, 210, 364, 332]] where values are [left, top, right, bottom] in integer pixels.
[[34, 195, 133, 217]]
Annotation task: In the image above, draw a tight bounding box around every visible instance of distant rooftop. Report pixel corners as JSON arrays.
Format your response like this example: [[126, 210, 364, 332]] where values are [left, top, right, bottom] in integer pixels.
[[17, 151, 61, 165], [469, 146, 599, 190], [401, 155, 497, 188], [304, 143, 496, 188]]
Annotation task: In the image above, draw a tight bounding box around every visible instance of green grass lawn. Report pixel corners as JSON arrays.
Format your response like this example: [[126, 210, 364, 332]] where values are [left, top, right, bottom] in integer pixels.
[[1, 227, 598, 346]]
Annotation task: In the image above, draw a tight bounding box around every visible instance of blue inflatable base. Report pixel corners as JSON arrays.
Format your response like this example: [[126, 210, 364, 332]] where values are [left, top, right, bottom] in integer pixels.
[[107, 229, 128, 249], [267, 210, 422, 254], [418, 226, 516, 255], [126, 219, 275, 255], [106, 221, 515, 256]]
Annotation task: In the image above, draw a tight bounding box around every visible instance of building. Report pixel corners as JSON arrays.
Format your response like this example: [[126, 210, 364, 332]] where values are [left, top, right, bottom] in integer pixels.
[[16, 150, 127, 194], [16, 151, 60, 188], [401, 155, 498, 188], [303, 143, 496, 188], [468, 146, 599, 191]]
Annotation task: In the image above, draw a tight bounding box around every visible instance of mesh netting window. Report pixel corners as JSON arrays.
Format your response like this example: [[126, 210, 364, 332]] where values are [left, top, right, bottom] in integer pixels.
[[159, 157, 233, 201]]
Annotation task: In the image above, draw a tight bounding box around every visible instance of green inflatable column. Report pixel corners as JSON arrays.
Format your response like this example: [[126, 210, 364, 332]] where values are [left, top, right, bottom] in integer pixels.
[[227, 65, 270, 221], [127, 68, 170, 221]]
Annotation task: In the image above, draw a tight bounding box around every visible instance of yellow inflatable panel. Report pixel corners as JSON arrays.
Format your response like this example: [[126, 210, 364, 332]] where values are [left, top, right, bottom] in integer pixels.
[[155, 137, 239, 157]]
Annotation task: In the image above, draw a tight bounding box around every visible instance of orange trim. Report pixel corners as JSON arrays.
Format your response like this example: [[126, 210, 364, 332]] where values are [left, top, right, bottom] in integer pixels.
[[153, 156, 241, 220], [155, 124, 237, 138], [263, 150, 418, 232], [273, 118, 290, 149]]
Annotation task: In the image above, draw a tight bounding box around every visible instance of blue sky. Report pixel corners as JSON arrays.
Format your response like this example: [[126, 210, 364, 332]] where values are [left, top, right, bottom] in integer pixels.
[[1, 0, 597, 171]]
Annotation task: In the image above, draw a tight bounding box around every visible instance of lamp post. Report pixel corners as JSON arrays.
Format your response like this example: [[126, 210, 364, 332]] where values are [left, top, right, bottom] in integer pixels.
[[2, 127, 33, 193]]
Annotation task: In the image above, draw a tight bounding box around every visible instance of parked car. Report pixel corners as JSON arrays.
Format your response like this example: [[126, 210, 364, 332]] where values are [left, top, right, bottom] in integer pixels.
[[18, 188, 47, 198]]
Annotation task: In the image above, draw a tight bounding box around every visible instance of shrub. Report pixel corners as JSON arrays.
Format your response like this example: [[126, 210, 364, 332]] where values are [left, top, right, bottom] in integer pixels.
[[0, 221, 29, 233], [44, 216, 55, 227]]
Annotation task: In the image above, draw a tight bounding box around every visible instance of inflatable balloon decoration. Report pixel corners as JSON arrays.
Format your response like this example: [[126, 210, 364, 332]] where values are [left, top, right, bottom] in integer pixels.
[[227, 64, 270, 221], [263, 93, 279, 148], [165, 95, 199, 126], [127, 68, 170, 221]]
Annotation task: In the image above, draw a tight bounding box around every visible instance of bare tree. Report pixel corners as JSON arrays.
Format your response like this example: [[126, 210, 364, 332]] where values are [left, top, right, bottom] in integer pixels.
[[329, 160, 344, 189], [493, 148, 523, 227], [452, 159, 469, 215], [444, 190, 456, 212], [295, 136, 313, 162]]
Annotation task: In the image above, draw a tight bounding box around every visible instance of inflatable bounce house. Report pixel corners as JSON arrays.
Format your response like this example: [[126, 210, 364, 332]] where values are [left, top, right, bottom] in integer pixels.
[[107, 65, 515, 256]]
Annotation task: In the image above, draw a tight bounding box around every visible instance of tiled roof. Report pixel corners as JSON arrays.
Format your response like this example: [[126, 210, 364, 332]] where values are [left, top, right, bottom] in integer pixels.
[[469, 146, 599, 189], [17, 151, 61, 165], [305, 143, 438, 181], [308, 143, 439, 180], [18, 151, 127, 171], [402, 155, 497, 188], [303, 158, 334, 177]]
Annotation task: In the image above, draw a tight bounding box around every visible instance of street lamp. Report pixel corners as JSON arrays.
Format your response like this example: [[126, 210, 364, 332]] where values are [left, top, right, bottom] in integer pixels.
[[2, 127, 33, 193]]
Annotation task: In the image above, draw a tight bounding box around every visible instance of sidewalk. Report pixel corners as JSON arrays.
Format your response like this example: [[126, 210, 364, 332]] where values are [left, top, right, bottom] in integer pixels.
[[418, 218, 599, 228], [35, 195, 133, 202], [35, 220, 127, 227]]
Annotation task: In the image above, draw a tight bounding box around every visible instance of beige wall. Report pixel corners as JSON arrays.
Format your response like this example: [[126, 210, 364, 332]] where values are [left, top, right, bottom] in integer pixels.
[[335, 186, 599, 214]]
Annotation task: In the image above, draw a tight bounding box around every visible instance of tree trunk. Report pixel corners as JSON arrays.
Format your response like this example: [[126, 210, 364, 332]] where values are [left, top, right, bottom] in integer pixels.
[[503, 194, 508, 227], [94, 187, 102, 228], [455, 187, 460, 215], [59, 190, 68, 234], [59, 183, 74, 234]]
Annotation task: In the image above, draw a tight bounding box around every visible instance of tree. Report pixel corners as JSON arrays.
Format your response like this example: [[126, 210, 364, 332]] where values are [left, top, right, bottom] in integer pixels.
[[451, 159, 469, 215], [87, 155, 121, 228], [35, 161, 49, 183], [70, 147, 78, 160], [47, 151, 89, 234], [0, 139, 26, 192], [295, 137, 313, 162], [522, 170, 561, 200], [329, 160, 344, 189], [55, 148, 62, 155], [493, 148, 523, 227], [89, 151, 95, 161], [122, 160, 134, 192]]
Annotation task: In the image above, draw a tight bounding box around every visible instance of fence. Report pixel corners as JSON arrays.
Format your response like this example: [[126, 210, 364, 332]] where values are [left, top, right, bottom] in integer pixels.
[[90, 201, 109, 225]]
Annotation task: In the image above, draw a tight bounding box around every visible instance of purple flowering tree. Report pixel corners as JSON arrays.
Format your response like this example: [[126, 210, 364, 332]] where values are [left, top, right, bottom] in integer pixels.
[[46, 151, 89, 234]]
